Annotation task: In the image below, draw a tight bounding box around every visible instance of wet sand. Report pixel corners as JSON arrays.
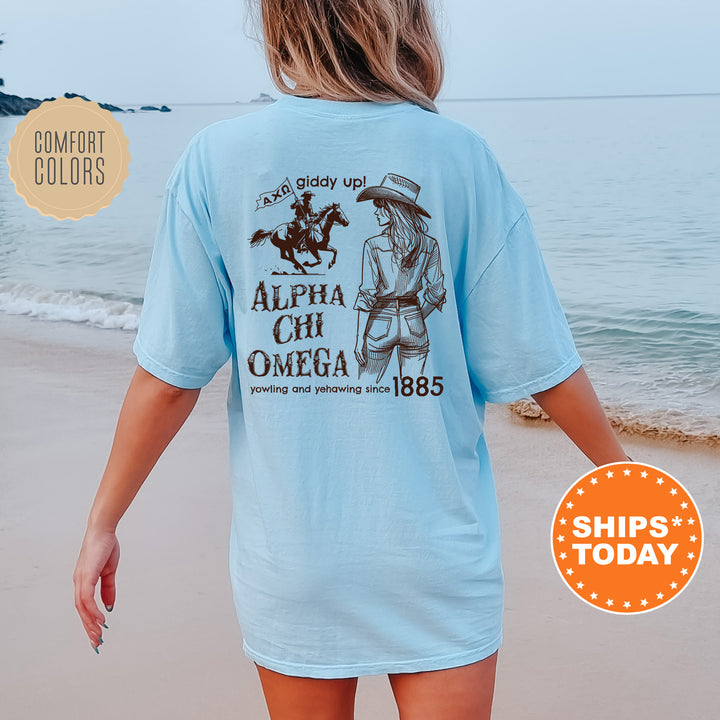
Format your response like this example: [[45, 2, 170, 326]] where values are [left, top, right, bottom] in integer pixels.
[[1, 312, 717, 719]]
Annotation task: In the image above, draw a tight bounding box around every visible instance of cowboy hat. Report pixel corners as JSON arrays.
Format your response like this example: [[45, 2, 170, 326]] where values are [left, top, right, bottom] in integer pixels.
[[356, 173, 430, 217]]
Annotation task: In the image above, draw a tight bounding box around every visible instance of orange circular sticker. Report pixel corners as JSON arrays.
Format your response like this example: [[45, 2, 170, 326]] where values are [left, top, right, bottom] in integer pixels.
[[551, 462, 703, 614], [7, 96, 130, 220]]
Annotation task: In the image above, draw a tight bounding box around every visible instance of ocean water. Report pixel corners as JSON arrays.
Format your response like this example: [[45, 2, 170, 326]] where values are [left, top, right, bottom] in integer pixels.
[[1, 97, 718, 439]]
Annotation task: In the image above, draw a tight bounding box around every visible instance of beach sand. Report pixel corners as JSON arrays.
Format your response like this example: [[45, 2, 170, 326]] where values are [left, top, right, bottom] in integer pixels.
[[1, 312, 717, 719]]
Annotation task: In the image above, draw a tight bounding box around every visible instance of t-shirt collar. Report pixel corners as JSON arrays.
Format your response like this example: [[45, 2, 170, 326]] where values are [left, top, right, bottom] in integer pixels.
[[275, 93, 413, 118]]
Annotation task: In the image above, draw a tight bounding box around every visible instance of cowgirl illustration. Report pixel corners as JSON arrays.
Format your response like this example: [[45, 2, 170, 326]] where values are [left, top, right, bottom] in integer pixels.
[[354, 173, 446, 381]]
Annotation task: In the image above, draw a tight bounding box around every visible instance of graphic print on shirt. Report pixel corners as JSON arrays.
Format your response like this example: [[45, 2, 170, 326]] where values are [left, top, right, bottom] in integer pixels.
[[245, 173, 446, 398], [250, 176, 349, 274], [353, 174, 446, 383]]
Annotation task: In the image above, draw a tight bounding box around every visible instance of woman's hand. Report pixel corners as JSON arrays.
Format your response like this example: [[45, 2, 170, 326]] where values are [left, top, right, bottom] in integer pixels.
[[355, 339, 366, 366], [355, 309, 369, 366], [71, 366, 200, 652], [73, 526, 120, 652]]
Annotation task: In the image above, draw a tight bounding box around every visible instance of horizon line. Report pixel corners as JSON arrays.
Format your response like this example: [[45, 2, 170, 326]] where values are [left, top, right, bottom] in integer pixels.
[[125, 90, 720, 107], [438, 91, 720, 102]]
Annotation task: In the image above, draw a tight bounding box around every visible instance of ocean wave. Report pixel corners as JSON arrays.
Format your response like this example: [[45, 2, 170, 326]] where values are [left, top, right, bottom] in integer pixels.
[[508, 399, 720, 446], [0, 282, 141, 330], [560, 305, 720, 441], [567, 306, 720, 365]]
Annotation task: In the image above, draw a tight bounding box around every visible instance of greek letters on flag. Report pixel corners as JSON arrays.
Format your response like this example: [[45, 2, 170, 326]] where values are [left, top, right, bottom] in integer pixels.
[[256, 177, 294, 210]]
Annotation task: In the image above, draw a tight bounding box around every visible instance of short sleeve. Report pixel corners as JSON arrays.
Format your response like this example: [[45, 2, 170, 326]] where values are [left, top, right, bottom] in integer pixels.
[[459, 211, 582, 403], [133, 189, 232, 389]]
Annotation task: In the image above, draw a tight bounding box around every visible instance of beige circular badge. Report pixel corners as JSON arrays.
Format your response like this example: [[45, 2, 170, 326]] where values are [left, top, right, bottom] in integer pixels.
[[7, 96, 130, 220]]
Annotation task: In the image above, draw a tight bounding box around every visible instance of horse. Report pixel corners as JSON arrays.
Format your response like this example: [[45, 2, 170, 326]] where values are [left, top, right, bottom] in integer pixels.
[[302, 203, 349, 270], [250, 203, 349, 273]]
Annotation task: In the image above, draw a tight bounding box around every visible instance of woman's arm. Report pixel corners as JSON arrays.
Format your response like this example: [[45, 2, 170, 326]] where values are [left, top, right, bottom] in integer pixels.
[[531, 366, 629, 467], [420, 237, 446, 319], [355, 309, 369, 364], [73, 365, 200, 651]]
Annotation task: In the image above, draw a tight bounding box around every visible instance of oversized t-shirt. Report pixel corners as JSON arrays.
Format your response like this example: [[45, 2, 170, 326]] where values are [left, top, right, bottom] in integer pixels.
[[133, 95, 582, 678]]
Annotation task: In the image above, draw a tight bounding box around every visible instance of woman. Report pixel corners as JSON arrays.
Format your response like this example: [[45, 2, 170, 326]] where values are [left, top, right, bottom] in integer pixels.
[[73, 2, 629, 718], [354, 174, 446, 382]]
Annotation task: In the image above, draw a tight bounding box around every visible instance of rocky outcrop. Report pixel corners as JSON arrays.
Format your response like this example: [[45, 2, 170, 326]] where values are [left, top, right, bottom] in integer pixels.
[[251, 93, 276, 103], [0, 91, 172, 116], [0, 91, 42, 116], [62, 92, 124, 112]]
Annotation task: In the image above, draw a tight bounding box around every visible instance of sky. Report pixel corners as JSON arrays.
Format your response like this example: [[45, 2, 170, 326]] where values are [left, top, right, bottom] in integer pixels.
[[1, 0, 719, 105]]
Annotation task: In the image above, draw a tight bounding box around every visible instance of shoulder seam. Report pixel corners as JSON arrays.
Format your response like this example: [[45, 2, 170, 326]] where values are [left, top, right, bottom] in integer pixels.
[[432, 116, 494, 155], [164, 188, 229, 312], [165, 187, 222, 260], [166, 187, 200, 236], [462, 210, 528, 303]]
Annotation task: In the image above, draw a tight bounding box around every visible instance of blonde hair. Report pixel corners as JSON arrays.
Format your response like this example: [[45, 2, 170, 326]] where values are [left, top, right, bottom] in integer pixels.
[[256, 0, 444, 112], [374, 198, 428, 269]]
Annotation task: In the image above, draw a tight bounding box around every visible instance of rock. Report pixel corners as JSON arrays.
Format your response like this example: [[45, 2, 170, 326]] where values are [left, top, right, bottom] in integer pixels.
[[63, 92, 124, 113], [0, 91, 42, 116], [508, 399, 550, 421], [251, 92, 276, 103], [139, 105, 172, 112], [0, 90, 127, 116]]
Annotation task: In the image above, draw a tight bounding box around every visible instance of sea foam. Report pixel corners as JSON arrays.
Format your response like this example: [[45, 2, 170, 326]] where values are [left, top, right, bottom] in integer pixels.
[[509, 399, 720, 446], [0, 282, 141, 331]]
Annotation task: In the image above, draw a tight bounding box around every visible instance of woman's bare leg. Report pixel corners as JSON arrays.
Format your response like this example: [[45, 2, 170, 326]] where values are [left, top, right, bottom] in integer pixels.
[[388, 652, 498, 720], [255, 664, 358, 720]]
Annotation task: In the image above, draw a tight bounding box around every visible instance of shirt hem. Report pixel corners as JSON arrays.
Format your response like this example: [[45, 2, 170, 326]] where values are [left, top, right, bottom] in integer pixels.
[[242, 633, 503, 679], [483, 351, 583, 404], [133, 337, 215, 389]]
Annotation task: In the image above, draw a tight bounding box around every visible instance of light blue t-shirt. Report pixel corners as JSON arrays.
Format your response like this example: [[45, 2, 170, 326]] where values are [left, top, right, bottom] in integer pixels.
[[134, 95, 581, 678]]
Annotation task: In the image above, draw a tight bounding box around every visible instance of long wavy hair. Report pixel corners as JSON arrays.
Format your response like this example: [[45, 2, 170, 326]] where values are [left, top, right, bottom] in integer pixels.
[[374, 198, 428, 270], [254, 0, 444, 112]]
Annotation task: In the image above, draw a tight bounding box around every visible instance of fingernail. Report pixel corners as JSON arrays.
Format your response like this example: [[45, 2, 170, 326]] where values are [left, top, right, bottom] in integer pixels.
[[99, 637, 104, 645], [102, 623, 109, 629], [93, 645, 100, 654], [105, 604, 113, 612]]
